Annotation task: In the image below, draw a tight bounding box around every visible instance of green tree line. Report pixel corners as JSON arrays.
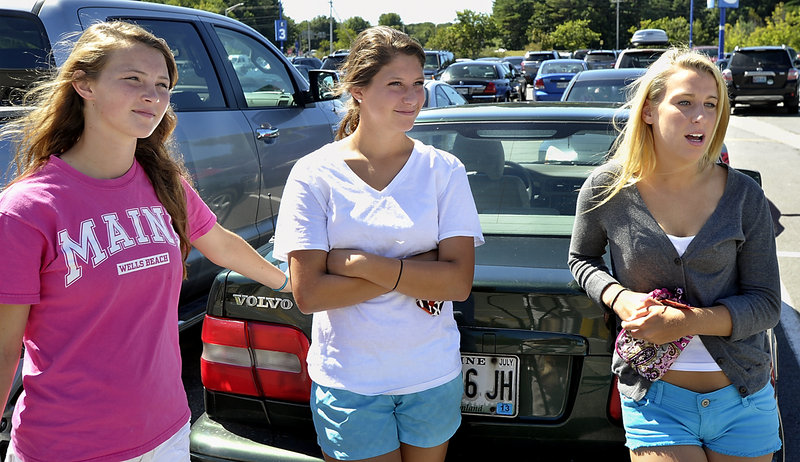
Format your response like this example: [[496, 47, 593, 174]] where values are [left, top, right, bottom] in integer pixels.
[[152, 0, 799, 59]]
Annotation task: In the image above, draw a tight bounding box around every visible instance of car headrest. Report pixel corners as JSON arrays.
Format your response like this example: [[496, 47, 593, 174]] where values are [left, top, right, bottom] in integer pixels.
[[453, 135, 505, 180]]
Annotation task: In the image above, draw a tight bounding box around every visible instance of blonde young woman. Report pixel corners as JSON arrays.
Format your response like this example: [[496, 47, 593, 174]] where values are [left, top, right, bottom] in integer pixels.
[[0, 22, 288, 461], [273, 26, 483, 462], [569, 48, 781, 461]]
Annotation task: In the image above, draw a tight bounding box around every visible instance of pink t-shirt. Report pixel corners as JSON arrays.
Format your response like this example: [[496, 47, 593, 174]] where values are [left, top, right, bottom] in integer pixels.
[[0, 156, 216, 461]]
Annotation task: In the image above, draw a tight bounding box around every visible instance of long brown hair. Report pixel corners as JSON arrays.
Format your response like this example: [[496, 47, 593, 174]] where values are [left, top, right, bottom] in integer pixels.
[[334, 26, 425, 140], [1, 21, 194, 277]]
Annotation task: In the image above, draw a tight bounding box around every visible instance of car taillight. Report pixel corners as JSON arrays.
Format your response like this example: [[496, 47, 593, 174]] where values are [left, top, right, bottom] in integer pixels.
[[534, 78, 544, 90], [608, 375, 622, 424], [721, 68, 732, 83], [482, 82, 497, 95], [200, 315, 311, 402], [788, 68, 799, 81]]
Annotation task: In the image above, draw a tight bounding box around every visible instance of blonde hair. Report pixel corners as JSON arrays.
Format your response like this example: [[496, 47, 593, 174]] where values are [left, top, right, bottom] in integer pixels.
[[1, 21, 194, 277], [599, 47, 730, 206], [334, 26, 425, 140]]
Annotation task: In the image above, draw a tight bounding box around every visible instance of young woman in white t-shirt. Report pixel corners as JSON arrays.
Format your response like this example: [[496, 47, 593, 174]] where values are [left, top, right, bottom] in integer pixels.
[[273, 26, 483, 462]]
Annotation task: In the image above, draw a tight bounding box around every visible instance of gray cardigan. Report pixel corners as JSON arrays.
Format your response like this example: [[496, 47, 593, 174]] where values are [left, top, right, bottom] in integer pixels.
[[568, 162, 781, 401]]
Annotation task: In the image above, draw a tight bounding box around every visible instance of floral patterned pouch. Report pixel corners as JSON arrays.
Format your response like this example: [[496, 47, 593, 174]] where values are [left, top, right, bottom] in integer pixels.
[[615, 288, 693, 381]]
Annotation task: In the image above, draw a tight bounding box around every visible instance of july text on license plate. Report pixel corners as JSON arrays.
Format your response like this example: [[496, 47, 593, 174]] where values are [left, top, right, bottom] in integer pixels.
[[460, 354, 519, 418]]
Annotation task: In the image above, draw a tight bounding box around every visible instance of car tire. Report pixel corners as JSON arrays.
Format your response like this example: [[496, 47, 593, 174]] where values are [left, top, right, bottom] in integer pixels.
[[785, 95, 799, 114]]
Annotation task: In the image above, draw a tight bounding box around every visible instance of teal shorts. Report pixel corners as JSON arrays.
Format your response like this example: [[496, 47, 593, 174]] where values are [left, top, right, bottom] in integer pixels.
[[621, 380, 781, 457], [310, 375, 462, 460]]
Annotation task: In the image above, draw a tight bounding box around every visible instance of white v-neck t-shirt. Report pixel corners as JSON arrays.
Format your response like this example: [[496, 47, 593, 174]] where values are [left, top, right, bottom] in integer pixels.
[[274, 138, 484, 395]]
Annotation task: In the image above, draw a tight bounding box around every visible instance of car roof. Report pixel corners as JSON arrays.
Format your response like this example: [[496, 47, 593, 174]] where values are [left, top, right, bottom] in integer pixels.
[[619, 48, 667, 54], [733, 46, 791, 53], [452, 60, 500, 66], [414, 102, 627, 124], [573, 68, 646, 80], [542, 59, 585, 64]]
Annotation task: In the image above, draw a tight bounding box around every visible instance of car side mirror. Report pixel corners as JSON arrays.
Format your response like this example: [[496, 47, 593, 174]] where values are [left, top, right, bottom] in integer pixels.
[[307, 69, 340, 101]]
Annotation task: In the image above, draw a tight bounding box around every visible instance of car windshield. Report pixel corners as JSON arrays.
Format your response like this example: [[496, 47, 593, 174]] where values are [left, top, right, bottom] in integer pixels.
[[540, 62, 584, 74], [730, 50, 791, 68], [321, 55, 347, 70], [442, 64, 497, 79], [409, 120, 621, 235]]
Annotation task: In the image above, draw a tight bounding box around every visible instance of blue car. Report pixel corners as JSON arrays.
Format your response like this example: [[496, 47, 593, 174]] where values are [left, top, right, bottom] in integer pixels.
[[533, 59, 588, 101]]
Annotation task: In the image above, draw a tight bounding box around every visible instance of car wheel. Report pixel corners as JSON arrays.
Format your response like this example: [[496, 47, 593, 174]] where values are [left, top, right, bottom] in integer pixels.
[[785, 95, 799, 114], [520, 87, 527, 101]]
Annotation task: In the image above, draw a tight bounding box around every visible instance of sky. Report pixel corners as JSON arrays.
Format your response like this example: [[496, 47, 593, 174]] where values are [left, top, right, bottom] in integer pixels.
[[280, 0, 494, 26]]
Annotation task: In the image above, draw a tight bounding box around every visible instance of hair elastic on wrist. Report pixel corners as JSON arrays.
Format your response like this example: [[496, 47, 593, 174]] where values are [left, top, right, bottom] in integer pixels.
[[391, 259, 403, 291], [611, 288, 628, 310], [275, 272, 288, 292]]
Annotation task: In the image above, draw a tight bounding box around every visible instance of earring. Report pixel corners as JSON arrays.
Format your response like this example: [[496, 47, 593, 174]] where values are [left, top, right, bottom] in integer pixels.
[[354, 98, 361, 103]]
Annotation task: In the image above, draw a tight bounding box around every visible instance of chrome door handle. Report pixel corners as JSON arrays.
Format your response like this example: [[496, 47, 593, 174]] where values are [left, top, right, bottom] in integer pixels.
[[256, 126, 280, 140]]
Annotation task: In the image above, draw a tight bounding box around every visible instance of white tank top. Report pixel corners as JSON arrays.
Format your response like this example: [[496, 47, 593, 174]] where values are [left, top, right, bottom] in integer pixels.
[[666, 234, 722, 372]]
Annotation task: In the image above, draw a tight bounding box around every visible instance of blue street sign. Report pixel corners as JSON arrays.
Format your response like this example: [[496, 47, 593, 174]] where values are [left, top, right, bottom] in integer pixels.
[[275, 19, 287, 42], [719, 0, 739, 6]]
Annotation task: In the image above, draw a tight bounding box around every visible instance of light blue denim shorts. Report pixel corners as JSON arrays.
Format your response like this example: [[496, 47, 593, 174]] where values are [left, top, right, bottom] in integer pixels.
[[621, 380, 781, 457], [310, 375, 462, 460]]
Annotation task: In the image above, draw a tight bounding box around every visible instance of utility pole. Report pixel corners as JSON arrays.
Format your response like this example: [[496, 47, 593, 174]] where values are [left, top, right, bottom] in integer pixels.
[[329, 0, 334, 56], [612, 0, 621, 50], [689, 0, 694, 48]]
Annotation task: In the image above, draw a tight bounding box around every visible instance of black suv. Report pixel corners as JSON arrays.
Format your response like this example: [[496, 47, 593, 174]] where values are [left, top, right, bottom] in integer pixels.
[[722, 45, 799, 113]]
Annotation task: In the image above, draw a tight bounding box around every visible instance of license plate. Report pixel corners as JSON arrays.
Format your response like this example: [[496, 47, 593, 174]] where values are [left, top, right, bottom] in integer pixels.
[[556, 82, 569, 88], [461, 354, 519, 418], [456, 87, 469, 95], [752, 76, 767, 83]]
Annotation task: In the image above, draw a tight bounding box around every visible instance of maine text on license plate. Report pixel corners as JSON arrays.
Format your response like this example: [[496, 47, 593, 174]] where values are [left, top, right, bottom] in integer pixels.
[[461, 354, 519, 417]]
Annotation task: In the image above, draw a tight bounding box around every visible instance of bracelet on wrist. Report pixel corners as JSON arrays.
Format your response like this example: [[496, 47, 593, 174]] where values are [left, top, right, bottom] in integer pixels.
[[275, 272, 289, 292], [391, 259, 403, 291], [610, 288, 628, 311]]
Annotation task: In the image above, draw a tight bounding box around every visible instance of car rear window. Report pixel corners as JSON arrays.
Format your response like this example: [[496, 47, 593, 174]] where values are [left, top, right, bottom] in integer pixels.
[[409, 120, 621, 234], [618, 50, 665, 68], [442, 64, 498, 79], [585, 53, 615, 62], [525, 52, 555, 62], [540, 62, 584, 74], [565, 80, 634, 103], [730, 50, 791, 68]]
